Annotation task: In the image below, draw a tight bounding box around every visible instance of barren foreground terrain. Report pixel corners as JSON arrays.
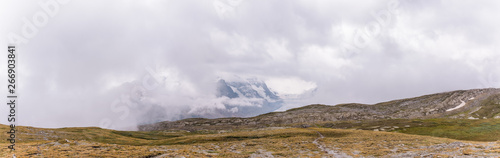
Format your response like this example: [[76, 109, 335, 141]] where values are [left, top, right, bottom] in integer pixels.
[[1, 124, 500, 157]]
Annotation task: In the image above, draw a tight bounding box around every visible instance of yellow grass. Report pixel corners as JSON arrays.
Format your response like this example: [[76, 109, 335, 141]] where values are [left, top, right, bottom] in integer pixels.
[[1, 124, 500, 157]]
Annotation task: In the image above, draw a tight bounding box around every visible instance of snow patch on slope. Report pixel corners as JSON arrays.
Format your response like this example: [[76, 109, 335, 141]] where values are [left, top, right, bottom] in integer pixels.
[[446, 100, 466, 112], [251, 84, 270, 100]]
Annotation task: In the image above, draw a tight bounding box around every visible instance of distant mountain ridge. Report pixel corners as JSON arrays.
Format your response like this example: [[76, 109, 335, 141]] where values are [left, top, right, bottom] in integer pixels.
[[139, 88, 500, 131]]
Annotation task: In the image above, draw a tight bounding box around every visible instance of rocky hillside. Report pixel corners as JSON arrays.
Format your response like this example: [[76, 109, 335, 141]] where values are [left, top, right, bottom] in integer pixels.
[[138, 88, 500, 131]]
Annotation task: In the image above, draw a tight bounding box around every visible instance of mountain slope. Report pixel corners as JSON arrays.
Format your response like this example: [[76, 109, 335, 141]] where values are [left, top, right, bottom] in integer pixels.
[[138, 88, 500, 131], [4, 88, 500, 157]]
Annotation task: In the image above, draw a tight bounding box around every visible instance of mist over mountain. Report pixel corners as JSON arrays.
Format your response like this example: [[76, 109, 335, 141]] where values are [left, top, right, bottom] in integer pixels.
[[133, 77, 283, 127], [215, 78, 283, 117], [176, 78, 284, 119]]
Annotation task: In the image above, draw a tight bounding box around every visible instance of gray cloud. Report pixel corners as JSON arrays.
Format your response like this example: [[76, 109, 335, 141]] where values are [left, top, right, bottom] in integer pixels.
[[1, 0, 500, 129]]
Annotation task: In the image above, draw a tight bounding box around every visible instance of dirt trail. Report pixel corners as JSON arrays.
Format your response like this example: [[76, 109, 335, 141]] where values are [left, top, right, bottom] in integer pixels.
[[310, 129, 352, 158]]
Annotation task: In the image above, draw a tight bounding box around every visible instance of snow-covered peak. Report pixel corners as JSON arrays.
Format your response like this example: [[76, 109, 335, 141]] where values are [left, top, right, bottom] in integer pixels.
[[215, 78, 283, 117]]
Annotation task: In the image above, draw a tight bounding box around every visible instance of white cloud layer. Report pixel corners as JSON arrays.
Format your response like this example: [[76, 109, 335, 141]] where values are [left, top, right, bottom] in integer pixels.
[[266, 77, 317, 95], [1, 0, 500, 129]]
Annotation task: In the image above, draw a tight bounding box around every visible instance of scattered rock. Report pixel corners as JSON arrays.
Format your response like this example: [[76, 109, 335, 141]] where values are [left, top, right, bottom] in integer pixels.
[[250, 149, 274, 158]]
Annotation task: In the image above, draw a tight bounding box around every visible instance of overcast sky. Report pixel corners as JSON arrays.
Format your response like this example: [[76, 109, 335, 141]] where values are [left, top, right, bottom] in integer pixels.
[[1, 0, 500, 130]]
